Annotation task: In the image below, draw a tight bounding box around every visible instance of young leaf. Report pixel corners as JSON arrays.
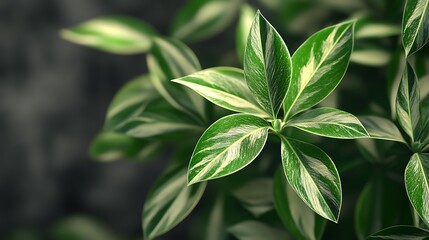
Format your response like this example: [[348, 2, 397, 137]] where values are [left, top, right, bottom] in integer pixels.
[[236, 4, 256, 63], [405, 153, 429, 226], [368, 225, 429, 239], [402, 0, 429, 56], [286, 107, 368, 139], [280, 137, 342, 222], [284, 21, 354, 120], [148, 37, 205, 121], [273, 167, 326, 240], [188, 114, 269, 185], [228, 221, 289, 240], [396, 62, 421, 142], [244, 11, 292, 118], [143, 167, 206, 240], [358, 116, 406, 143], [172, 67, 269, 118], [60, 16, 156, 54]]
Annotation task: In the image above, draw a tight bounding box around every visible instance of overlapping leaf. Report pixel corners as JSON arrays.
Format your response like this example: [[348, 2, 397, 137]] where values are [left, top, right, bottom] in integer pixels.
[[188, 114, 269, 185], [143, 167, 206, 240], [358, 116, 406, 143], [402, 0, 429, 56], [284, 21, 354, 119], [61, 16, 156, 54], [368, 225, 429, 239], [172, 67, 269, 118], [244, 11, 292, 118], [280, 137, 342, 222], [228, 221, 289, 240], [287, 107, 368, 139]]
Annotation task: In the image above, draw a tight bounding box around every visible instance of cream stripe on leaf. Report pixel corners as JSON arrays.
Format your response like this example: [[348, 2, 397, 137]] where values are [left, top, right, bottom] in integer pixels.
[[358, 116, 406, 143], [280, 137, 342, 223], [143, 167, 206, 240], [283, 21, 354, 120], [172, 67, 270, 119], [286, 107, 369, 139], [188, 114, 269, 185], [244, 11, 292, 119], [402, 0, 429, 56], [405, 153, 429, 227]]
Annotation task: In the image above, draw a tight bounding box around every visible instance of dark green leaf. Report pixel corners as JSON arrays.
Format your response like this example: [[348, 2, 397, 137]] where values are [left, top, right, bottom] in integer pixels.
[[188, 114, 269, 185], [273, 167, 326, 240], [143, 167, 206, 239], [359, 116, 406, 143], [286, 107, 368, 139], [402, 0, 429, 56], [228, 221, 289, 240], [367, 225, 429, 239], [284, 21, 354, 120], [236, 4, 256, 63], [387, 48, 406, 119], [244, 11, 292, 118], [61, 16, 156, 54], [280, 137, 342, 222]]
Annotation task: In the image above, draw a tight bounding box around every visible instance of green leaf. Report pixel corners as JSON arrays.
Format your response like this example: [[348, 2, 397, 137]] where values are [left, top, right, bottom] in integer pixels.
[[89, 131, 161, 162], [171, 0, 240, 42], [402, 0, 429, 56], [396, 62, 421, 142], [284, 21, 354, 120], [232, 178, 273, 217], [387, 48, 406, 119], [236, 4, 256, 63], [205, 195, 227, 240], [367, 225, 429, 239], [244, 11, 292, 118], [143, 167, 206, 240], [172, 67, 269, 118], [286, 107, 368, 139], [273, 167, 326, 240], [60, 16, 156, 54], [51, 216, 117, 240], [280, 137, 342, 222], [105, 75, 158, 130], [148, 37, 205, 121], [405, 153, 429, 226], [355, 21, 400, 39], [188, 114, 269, 185], [228, 221, 289, 240], [358, 116, 406, 143], [350, 49, 391, 67]]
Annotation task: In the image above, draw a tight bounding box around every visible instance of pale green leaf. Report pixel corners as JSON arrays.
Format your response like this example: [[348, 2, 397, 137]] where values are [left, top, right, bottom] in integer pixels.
[[61, 16, 155, 54], [280, 137, 342, 222], [355, 22, 400, 39], [368, 225, 429, 239], [402, 0, 429, 56], [232, 178, 273, 217], [405, 153, 429, 227], [236, 4, 256, 63], [358, 116, 406, 143], [228, 221, 289, 240], [273, 167, 326, 240], [286, 107, 368, 139], [188, 114, 269, 185], [172, 67, 269, 118], [143, 167, 206, 239], [244, 11, 292, 118], [284, 21, 354, 120], [350, 49, 391, 66]]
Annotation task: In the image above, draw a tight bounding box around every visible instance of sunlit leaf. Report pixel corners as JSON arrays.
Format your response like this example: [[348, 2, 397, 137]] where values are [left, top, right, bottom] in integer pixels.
[[143, 167, 206, 239], [368, 225, 429, 239], [188, 114, 269, 185], [402, 0, 429, 56], [236, 4, 256, 63], [61, 16, 156, 54], [228, 221, 289, 240], [244, 11, 292, 118], [358, 116, 406, 143]]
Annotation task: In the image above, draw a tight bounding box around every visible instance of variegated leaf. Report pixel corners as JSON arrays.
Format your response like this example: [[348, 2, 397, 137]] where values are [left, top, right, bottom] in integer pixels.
[[143, 167, 206, 240], [284, 21, 354, 120], [273, 167, 326, 240], [405, 153, 429, 226], [402, 0, 429, 56], [236, 4, 256, 63], [60, 16, 156, 54], [286, 107, 368, 139], [188, 114, 269, 185], [396, 62, 421, 142], [244, 11, 292, 118], [228, 221, 289, 240], [368, 226, 429, 239], [172, 67, 269, 118], [358, 116, 406, 143], [148, 37, 206, 122], [280, 137, 342, 222]]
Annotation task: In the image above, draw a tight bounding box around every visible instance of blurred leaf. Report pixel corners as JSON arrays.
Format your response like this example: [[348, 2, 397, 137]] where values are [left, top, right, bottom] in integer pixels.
[[351, 49, 391, 66], [284, 21, 354, 119], [358, 116, 405, 143], [188, 114, 269, 185], [61, 16, 156, 54], [206, 195, 227, 240], [387, 48, 406, 119], [402, 0, 429, 56], [236, 4, 256, 63], [367, 225, 429, 239], [171, 0, 240, 42], [228, 221, 289, 240], [232, 178, 273, 217], [273, 167, 326, 240], [89, 131, 161, 162], [51, 216, 117, 240], [143, 167, 206, 240], [244, 11, 292, 119], [355, 21, 400, 39]]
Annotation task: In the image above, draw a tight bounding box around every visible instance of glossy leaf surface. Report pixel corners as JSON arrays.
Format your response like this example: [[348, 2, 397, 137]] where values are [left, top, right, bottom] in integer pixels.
[[188, 114, 269, 185], [228, 221, 289, 240], [368, 225, 429, 239], [359, 116, 406, 143], [402, 0, 429, 56]]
